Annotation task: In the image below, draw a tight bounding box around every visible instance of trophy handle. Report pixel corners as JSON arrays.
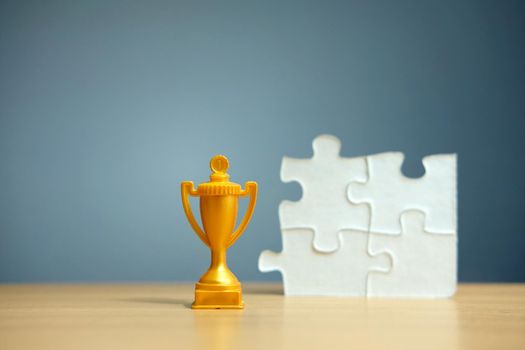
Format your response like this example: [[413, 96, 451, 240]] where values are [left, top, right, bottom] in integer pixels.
[[228, 181, 258, 247], [181, 181, 210, 247]]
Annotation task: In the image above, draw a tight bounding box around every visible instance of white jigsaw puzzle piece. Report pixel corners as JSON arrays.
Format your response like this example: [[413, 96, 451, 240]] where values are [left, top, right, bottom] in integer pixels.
[[367, 211, 457, 298], [348, 152, 457, 234], [259, 229, 391, 296], [279, 134, 369, 252]]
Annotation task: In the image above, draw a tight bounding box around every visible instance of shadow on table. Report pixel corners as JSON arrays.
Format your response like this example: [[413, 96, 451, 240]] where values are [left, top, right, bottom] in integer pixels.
[[120, 297, 193, 309], [243, 283, 283, 295], [119, 284, 283, 308]]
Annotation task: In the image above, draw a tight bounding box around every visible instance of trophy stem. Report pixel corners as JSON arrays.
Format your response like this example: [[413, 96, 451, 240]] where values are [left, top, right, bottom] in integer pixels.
[[210, 248, 227, 270], [200, 247, 239, 286]]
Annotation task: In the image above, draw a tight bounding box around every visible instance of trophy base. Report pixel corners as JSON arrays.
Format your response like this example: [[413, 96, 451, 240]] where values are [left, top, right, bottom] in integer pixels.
[[192, 282, 244, 309]]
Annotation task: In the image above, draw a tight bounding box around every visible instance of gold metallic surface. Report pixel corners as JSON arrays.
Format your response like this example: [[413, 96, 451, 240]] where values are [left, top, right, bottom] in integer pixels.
[[181, 155, 257, 309]]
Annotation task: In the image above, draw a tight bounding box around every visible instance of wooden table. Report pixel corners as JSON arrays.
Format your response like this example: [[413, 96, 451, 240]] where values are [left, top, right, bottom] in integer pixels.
[[1, 284, 524, 350]]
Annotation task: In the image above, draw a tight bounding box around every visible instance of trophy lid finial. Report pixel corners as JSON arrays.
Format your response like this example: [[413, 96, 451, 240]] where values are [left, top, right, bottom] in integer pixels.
[[210, 155, 229, 173], [196, 154, 241, 195], [210, 155, 230, 182]]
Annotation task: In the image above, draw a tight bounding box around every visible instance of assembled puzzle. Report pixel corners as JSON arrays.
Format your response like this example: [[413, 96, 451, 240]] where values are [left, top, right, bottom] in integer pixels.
[[259, 134, 457, 298]]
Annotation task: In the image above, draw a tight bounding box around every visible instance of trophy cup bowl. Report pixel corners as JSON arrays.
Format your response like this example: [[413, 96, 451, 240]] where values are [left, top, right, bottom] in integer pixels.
[[181, 155, 257, 309]]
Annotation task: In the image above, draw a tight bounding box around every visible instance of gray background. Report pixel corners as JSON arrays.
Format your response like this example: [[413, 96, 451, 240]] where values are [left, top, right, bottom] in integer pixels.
[[1, 0, 524, 283]]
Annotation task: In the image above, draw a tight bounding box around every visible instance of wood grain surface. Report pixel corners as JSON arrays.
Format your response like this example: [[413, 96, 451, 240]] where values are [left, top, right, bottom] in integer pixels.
[[1, 283, 524, 350]]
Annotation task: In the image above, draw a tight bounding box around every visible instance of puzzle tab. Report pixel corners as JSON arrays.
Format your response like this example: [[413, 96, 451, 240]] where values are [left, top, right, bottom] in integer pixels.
[[279, 134, 369, 253]]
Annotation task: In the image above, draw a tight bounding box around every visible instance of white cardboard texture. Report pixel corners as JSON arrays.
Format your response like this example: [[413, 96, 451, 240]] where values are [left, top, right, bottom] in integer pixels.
[[367, 211, 457, 298], [259, 229, 390, 296], [259, 134, 458, 298], [348, 152, 457, 234], [279, 134, 369, 252]]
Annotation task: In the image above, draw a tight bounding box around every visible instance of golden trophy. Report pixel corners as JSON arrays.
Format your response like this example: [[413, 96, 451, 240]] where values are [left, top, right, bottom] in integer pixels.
[[181, 155, 257, 309]]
